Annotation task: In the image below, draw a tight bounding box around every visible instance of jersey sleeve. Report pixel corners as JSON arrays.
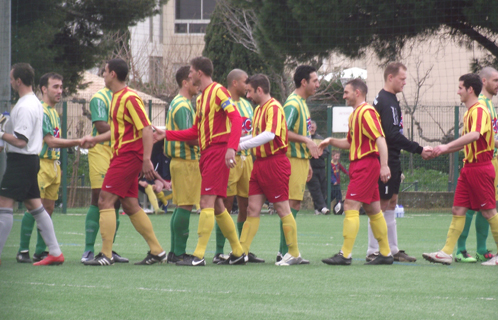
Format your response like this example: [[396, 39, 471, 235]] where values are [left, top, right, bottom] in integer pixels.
[[217, 86, 236, 113], [42, 112, 54, 137], [362, 109, 384, 141], [89, 96, 108, 123], [376, 100, 422, 154], [284, 103, 298, 131], [174, 105, 194, 130], [126, 96, 150, 131], [470, 107, 489, 136], [266, 104, 284, 136]]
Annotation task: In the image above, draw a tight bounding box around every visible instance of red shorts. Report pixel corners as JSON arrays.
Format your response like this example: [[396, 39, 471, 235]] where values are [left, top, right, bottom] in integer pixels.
[[199, 143, 230, 197], [102, 152, 142, 198], [454, 161, 495, 210], [346, 155, 380, 204], [249, 153, 290, 202]]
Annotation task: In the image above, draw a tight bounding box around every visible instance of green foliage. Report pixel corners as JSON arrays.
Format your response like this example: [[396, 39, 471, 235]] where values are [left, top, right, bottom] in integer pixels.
[[203, 2, 285, 101], [11, 0, 168, 94], [251, 1, 498, 63]]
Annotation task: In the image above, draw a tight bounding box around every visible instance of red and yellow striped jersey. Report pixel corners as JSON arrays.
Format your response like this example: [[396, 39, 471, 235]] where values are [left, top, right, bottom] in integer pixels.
[[110, 87, 151, 157], [347, 102, 384, 161], [252, 98, 288, 158], [166, 82, 242, 151], [462, 102, 494, 164]]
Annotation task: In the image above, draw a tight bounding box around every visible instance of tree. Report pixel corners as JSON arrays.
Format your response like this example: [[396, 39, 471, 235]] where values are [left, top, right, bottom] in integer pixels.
[[11, 0, 167, 94], [203, 1, 287, 101], [250, 1, 498, 64]]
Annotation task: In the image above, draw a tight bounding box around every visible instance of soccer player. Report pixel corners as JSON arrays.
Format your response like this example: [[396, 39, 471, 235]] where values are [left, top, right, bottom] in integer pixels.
[[80, 84, 128, 264], [366, 62, 432, 263], [0, 63, 64, 266], [423, 73, 498, 266], [237, 73, 304, 265], [164, 66, 201, 264], [81, 59, 166, 266], [318, 78, 393, 265], [277, 65, 319, 263], [155, 56, 245, 266], [213, 69, 264, 264], [16, 73, 82, 264], [455, 67, 498, 263]]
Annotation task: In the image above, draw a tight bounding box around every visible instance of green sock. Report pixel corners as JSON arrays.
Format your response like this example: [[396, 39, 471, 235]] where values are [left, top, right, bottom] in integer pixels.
[[279, 208, 298, 255], [114, 208, 120, 243], [173, 207, 191, 256], [34, 228, 47, 255], [84, 205, 100, 253], [237, 221, 244, 238], [214, 221, 226, 255], [475, 211, 490, 254], [19, 212, 35, 252], [170, 208, 178, 253], [456, 210, 474, 254]]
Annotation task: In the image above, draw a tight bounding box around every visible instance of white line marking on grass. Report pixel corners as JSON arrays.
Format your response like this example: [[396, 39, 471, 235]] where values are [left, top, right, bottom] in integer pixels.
[[62, 232, 84, 235]]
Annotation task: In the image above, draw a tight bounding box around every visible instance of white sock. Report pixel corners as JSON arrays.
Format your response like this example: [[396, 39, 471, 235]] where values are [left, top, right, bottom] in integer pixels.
[[30, 206, 62, 257], [0, 208, 14, 258], [384, 210, 399, 255], [366, 217, 378, 255]]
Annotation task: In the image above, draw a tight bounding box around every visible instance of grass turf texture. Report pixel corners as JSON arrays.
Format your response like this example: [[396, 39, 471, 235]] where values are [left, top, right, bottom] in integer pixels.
[[1, 211, 496, 319]]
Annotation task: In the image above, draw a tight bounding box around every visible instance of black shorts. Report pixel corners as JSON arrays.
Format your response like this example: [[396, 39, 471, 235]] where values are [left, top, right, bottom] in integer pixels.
[[378, 163, 401, 200], [0, 153, 40, 201]]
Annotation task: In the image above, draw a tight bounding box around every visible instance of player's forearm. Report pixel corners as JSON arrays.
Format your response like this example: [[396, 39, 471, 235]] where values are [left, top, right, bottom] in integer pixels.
[[288, 131, 311, 144], [376, 136, 389, 166], [142, 126, 154, 161], [165, 126, 198, 142], [0, 133, 27, 148], [239, 131, 275, 150], [226, 109, 242, 150], [444, 132, 479, 154], [331, 138, 350, 150], [45, 136, 81, 148], [94, 121, 110, 134], [92, 130, 111, 143]]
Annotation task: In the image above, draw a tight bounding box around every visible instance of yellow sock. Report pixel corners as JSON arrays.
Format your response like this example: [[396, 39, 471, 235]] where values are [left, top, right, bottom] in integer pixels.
[[155, 191, 167, 203], [239, 217, 260, 255], [442, 215, 465, 255], [486, 214, 498, 252], [215, 209, 244, 257], [144, 185, 160, 213], [341, 210, 359, 258], [281, 213, 299, 257], [369, 211, 390, 256], [193, 208, 215, 259], [129, 209, 163, 255], [99, 208, 116, 258]]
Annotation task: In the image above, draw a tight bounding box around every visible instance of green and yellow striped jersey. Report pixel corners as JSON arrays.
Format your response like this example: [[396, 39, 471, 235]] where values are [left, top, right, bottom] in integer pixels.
[[234, 97, 253, 156], [39, 101, 61, 160], [89, 88, 112, 147], [284, 92, 311, 159], [479, 93, 498, 156], [165, 94, 200, 160]]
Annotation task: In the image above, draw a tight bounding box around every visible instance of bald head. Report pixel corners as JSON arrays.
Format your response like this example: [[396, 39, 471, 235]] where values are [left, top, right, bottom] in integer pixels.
[[480, 66, 498, 98], [227, 69, 248, 88], [227, 69, 248, 99]]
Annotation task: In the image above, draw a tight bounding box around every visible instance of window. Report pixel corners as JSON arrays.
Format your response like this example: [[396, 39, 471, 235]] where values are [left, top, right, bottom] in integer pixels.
[[174, 0, 215, 34]]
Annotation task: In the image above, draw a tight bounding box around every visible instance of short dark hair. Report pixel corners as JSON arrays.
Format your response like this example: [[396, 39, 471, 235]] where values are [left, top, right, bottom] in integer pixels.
[[294, 65, 316, 88], [190, 56, 213, 77], [107, 59, 128, 82], [345, 78, 368, 96], [331, 149, 341, 156], [175, 66, 190, 88], [246, 74, 270, 94], [383, 62, 407, 81], [11, 63, 35, 86], [459, 73, 482, 96], [39, 72, 63, 91]]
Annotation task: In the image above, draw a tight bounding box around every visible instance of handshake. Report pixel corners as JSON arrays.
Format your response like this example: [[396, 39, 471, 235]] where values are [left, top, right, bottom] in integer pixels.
[[421, 145, 450, 160], [79, 135, 97, 149]]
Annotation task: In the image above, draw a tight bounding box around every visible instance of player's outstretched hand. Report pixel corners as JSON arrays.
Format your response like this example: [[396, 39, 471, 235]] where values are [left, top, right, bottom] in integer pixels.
[[80, 135, 96, 149], [152, 126, 166, 143], [306, 166, 313, 182], [432, 145, 448, 158], [380, 164, 391, 183], [306, 139, 320, 159], [318, 138, 332, 154], [225, 148, 236, 168], [142, 159, 155, 181], [421, 146, 433, 160]]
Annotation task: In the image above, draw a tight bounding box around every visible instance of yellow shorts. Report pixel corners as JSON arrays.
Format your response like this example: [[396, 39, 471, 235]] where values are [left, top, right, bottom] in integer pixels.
[[493, 157, 498, 201], [171, 158, 201, 206], [88, 143, 112, 189], [227, 155, 253, 198], [38, 159, 61, 201], [288, 157, 309, 201]]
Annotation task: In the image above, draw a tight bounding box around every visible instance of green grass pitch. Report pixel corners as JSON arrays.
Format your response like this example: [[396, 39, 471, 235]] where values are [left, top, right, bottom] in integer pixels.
[[0, 210, 496, 319]]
